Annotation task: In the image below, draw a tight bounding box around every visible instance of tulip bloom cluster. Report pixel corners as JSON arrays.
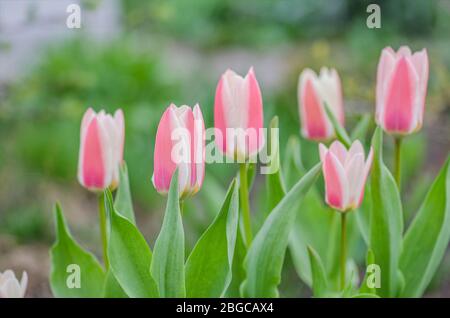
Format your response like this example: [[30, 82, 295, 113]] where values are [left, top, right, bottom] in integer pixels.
[[46, 44, 446, 300]]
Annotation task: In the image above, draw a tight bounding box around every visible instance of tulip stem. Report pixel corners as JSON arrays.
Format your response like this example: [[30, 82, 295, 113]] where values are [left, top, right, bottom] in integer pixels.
[[394, 137, 402, 191], [340, 212, 347, 291], [239, 163, 253, 247], [98, 194, 109, 270]]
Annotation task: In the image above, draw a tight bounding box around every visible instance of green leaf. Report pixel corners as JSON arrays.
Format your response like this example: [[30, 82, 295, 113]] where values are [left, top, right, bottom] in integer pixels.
[[241, 163, 321, 297], [103, 270, 128, 298], [324, 102, 351, 148], [50, 204, 105, 297], [225, 229, 247, 297], [106, 189, 159, 298], [350, 114, 372, 141], [359, 249, 376, 295], [114, 162, 136, 224], [266, 116, 286, 214], [151, 169, 185, 297], [369, 127, 403, 297], [355, 183, 372, 246], [185, 179, 239, 297], [307, 246, 329, 297], [399, 157, 450, 297]]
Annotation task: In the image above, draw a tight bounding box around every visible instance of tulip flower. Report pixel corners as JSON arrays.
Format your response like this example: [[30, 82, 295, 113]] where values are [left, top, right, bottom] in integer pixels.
[[376, 46, 429, 135], [319, 140, 373, 290], [77, 108, 125, 192], [319, 140, 373, 212], [298, 67, 344, 141], [214, 67, 264, 161], [0, 270, 28, 298], [153, 103, 205, 199]]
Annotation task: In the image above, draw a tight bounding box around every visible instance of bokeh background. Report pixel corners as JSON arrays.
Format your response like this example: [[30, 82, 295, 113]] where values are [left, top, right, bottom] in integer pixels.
[[0, 0, 449, 297]]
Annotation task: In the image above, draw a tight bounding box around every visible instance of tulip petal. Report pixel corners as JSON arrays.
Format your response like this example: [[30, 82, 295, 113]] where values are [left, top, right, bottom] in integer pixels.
[[383, 56, 418, 133], [329, 140, 347, 165], [358, 146, 374, 205], [323, 151, 349, 210], [79, 117, 110, 190], [411, 49, 429, 127], [345, 153, 365, 206], [345, 140, 364, 166], [193, 104, 205, 191], [319, 143, 328, 162], [214, 75, 228, 154], [299, 71, 332, 140], [153, 107, 177, 194], [114, 109, 125, 163], [246, 67, 264, 155], [376, 48, 396, 123]]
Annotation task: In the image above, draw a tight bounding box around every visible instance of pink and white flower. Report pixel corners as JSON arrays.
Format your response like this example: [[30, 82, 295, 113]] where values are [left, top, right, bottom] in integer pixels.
[[77, 108, 125, 192], [298, 67, 344, 141], [376, 46, 429, 135], [153, 103, 205, 198], [319, 140, 373, 212], [214, 67, 264, 160]]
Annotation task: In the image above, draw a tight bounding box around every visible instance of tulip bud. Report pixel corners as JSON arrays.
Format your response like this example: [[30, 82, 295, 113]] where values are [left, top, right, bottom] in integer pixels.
[[298, 67, 344, 142], [77, 108, 125, 192], [319, 140, 373, 212], [214, 67, 264, 161], [376, 46, 429, 135], [0, 270, 28, 298], [153, 103, 205, 198]]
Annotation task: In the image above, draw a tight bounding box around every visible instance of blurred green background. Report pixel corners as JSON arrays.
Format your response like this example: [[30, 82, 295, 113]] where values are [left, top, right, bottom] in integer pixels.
[[0, 0, 449, 297]]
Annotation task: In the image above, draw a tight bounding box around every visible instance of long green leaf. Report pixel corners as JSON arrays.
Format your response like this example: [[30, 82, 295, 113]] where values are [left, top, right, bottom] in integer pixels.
[[185, 179, 239, 297], [241, 163, 321, 297], [114, 162, 136, 224], [106, 190, 159, 298], [225, 229, 247, 297], [151, 169, 185, 297], [307, 246, 329, 297], [399, 156, 450, 297], [369, 127, 403, 297], [50, 204, 105, 297]]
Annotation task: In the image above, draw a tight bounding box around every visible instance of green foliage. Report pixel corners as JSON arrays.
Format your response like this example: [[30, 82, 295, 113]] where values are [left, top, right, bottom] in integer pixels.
[[369, 128, 403, 297], [105, 190, 159, 298], [151, 170, 186, 297], [185, 179, 239, 297], [399, 157, 450, 297], [50, 204, 105, 297], [241, 163, 321, 297]]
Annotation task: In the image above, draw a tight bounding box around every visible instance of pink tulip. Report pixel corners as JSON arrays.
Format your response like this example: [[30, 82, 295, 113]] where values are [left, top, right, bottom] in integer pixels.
[[376, 46, 429, 135], [298, 67, 344, 141], [77, 108, 125, 192], [153, 103, 205, 198], [214, 67, 264, 160], [319, 140, 373, 212]]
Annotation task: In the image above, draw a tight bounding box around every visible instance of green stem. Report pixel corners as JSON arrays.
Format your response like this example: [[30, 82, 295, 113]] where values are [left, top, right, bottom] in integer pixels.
[[98, 194, 109, 270], [394, 137, 402, 191], [239, 163, 253, 247], [340, 212, 347, 291]]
